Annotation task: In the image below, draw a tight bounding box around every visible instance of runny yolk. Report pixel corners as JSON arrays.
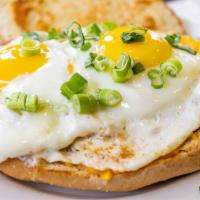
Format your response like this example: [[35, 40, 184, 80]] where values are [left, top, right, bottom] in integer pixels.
[[99, 26, 172, 68], [181, 35, 200, 53], [0, 44, 48, 87]]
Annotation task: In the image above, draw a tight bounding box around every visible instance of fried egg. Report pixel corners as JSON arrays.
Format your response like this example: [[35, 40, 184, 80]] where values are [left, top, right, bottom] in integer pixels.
[[1, 26, 200, 173]]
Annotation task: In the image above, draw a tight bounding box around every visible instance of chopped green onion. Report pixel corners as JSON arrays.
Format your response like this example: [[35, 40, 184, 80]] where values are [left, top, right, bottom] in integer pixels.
[[150, 75, 165, 89], [85, 52, 97, 68], [165, 34, 197, 55], [112, 53, 133, 83], [86, 23, 101, 36], [20, 39, 41, 57], [48, 28, 67, 40], [6, 92, 39, 112], [130, 25, 148, 33], [148, 69, 165, 89], [94, 55, 111, 71], [22, 32, 41, 41], [6, 93, 20, 110], [171, 44, 197, 55], [65, 21, 85, 48], [96, 89, 122, 106], [101, 22, 118, 32], [160, 59, 182, 77], [25, 95, 39, 112], [132, 62, 145, 74], [147, 69, 161, 79], [72, 94, 97, 114], [60, 73, 88, 99], [165, 34, 181, 44], [17, 92, 27, 110], [121, 32, 145, 43], [80, 42, 92, 51]]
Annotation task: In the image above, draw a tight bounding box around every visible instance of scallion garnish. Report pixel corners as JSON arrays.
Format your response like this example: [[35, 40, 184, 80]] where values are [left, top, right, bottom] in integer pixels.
[[48, 28, 67, 40], [165, 34, 197, 55], [121, 32, 145, 44], [20, 39, 41, 57], [147, 59, 182, 89], [86, 23, 101, 36], [85, 52, 97, 68], [101, 22, 118, 32], [22, 32, 41, 41], [80, 42, 92, 51], [160, 59, 182, 77], [6, 92, 39, 112], [94, 55, 111, 71], [96, 89, 122, 107], [148, 69, 165, 89], [132, 62, 145, 74], [60, 73, 88, 99], [72, 93, 97, 114], [112, 53, 133, 83], [65, 21, 85, 48]]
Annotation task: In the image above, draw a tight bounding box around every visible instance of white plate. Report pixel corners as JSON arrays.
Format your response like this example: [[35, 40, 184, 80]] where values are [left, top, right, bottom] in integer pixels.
[[0, 172, 200, 200], [1, 0, 200, 199]]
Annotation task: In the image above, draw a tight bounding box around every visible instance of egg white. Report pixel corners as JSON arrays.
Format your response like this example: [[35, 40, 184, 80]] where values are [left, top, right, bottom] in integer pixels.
[[1, 32, 200, 172]]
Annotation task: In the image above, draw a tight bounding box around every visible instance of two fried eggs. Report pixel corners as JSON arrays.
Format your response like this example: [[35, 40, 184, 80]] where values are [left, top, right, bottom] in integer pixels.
[[0, 26, 200, 172]]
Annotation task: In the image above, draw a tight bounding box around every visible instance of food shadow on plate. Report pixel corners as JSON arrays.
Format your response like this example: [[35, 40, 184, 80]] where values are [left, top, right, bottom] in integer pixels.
[[17, 173, 195, 199]]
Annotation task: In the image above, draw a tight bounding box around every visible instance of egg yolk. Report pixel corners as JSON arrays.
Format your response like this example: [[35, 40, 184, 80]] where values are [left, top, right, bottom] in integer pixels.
[[0, 44, 48, 87], [181, 35, 200, 53], [99, 26, 172, 68]]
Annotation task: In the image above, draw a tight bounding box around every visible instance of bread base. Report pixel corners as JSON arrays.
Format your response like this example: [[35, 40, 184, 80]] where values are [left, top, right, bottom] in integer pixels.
[[1, 131, 200, 192]]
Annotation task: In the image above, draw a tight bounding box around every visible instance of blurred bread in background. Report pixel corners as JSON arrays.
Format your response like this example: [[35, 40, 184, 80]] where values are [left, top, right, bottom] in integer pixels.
[[0, 0, 185, 40]]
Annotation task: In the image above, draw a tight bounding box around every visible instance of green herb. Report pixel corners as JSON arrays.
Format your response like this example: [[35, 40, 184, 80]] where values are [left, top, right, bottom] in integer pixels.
[[22, 32, 41, 41], [95, 89, 122, 107], [60, 73, 88, 99], [6, 92, 39, 112], [65, 21, 85, 48], [165, 34, 197, 55], [48, 28, 67, 40], [102, 22, 118, 32], [121, 32, 145, 43], [112, 53, 133, 83], [86, 23, 101, 36], [132, 62, 145, 74], [85, 52, 97, 68], [148, 59, 182, 89], [72, 93, 97, 114], [20, 39, 41, 57], [93, 55, 111, 71], [160, 59, 182, 77], [80, 42, 92, 51], [148, 69, 165, 89]]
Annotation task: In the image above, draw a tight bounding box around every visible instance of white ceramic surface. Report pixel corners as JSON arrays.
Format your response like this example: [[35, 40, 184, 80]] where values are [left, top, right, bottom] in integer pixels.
[[1, 0, 200, 199]]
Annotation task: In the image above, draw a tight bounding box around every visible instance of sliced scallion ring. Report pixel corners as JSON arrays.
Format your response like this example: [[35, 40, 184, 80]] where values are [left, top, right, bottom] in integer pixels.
[[6, 92, 39, 112], [151, 75, 165, 89], [132, 62, 145, 74], [112, 53, 133, 83], [72, 94, 97, 114], [96, 89, 122, 107], [60, 73, 88, 99], [65, 21, 85, 48], [25, 94, 39, 112], [86, 23, 101, 36], [148, 69, 165, 89], [160, 59, 182, 77], [147, 69, 161, 79], [20, 39, 41, 57], [94, 55, 111, 71]]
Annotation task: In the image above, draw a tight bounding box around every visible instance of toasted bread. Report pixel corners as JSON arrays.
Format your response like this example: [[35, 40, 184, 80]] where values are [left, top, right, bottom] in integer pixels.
[[0, 130, 200, 192], [0, 0, 185, 40]]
